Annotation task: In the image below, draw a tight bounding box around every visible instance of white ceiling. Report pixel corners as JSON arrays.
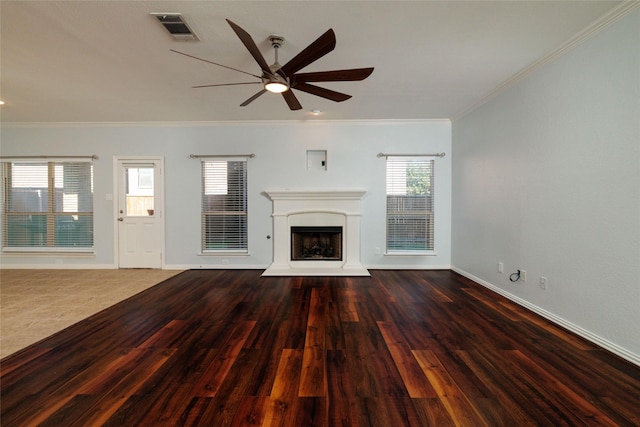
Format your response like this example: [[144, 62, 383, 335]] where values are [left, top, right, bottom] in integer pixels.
[[0, 1, 627, 123]]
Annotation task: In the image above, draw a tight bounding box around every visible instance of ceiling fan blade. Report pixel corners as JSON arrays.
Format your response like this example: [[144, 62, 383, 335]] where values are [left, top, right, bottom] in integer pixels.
[[278, 29, 336, 77], [293, 82, 351, 102], [240, 89, 268, 107], [170, 49, 261, 79], [294, 67, 374, 83], [282, 90, 303, 110], [226, 19, 273, 77], [193, 82, 261, 89]]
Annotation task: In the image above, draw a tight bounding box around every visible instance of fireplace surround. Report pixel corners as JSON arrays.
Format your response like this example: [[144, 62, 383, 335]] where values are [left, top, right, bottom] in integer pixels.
[[262, 189, 369, 276]]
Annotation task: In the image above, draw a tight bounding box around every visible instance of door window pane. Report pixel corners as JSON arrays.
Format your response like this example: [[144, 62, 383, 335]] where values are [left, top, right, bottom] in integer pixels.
[[125, 167, 154, 216]]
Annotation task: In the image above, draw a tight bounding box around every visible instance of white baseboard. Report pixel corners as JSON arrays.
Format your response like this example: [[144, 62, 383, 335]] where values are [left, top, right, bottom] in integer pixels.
[[0, 263, 268, 270], [451, 266, 640, 368], [162, 264, 269, 270], [365, 264, 452, 270], [0, 263, 118, 269]]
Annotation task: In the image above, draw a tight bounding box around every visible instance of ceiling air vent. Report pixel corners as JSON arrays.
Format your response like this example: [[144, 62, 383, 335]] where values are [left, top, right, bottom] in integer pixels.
[[151, 13, 198, 41]]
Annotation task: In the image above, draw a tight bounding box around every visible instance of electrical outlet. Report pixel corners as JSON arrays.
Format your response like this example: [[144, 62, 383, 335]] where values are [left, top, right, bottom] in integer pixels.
[[375, 247, 381, 255], [540, 276, 547, 290], [520, 270, 527, 282], [498, 262, 504, 273]]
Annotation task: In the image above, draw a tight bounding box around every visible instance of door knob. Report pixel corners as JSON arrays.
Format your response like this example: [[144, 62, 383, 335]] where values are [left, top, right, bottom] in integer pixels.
[[118, 217, 124, 222]]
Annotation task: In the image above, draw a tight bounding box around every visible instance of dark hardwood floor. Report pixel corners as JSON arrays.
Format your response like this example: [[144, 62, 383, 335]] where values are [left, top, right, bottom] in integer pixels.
[[1, 270, 639, 426]]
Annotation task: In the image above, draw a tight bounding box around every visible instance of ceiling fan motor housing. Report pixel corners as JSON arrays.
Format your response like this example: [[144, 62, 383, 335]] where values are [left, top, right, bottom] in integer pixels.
[[269, 35, 285, 49]]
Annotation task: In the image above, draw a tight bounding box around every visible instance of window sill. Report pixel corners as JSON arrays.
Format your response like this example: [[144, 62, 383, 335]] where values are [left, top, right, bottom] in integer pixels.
[[2, 248, 95, 255], [384, 251, 437, 256], [199, 251, 250, 257]]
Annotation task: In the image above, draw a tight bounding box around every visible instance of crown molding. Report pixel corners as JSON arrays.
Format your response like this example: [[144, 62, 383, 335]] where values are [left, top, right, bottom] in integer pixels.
[[0, 118, 451, 128]]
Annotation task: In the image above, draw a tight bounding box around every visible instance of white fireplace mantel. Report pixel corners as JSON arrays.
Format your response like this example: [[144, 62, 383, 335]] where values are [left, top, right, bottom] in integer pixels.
[[265, 190, 367, 201], [262, 189, 370, 276]]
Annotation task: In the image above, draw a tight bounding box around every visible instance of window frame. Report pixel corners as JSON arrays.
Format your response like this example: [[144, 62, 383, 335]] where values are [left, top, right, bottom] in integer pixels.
[[385, 156, 435, 255], [1, 159, 94, 253], [199, 157, 249, 255]]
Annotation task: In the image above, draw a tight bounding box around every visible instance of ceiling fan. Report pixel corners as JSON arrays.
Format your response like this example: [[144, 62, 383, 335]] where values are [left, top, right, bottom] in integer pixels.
[[171, 19, 374, 110]]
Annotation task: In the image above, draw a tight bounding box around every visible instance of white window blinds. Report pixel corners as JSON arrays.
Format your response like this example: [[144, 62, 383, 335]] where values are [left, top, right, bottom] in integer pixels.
[[1, 160, 94, 249], [386, 156, 434, 253], [201, 159, 248, 252]]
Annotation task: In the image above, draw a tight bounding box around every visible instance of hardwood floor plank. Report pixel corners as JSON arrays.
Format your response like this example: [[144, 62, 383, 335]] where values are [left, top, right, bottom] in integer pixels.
[[325, 283, 346, 351], [23, 347, 175, 427], [461, 286, 522, 322], [299, 288, 327, 397], [283, 287, 310, 350], [177, 396, 213, 426], [102, 394, 156, 427], [193, 349, 262, 426], [504, 349, 620, 426], [413, 349, 490, 426], [356, 397, 423, 427], [294, 397, 328, 427], [263, 349, 303, 426], [37, 394, 103, 427], [411, 397, 456, 426], [77, 348, 178, 426], [158, 333, 257, 407], [1, 346, 140, 425], [245, 318, 292, 397], [455, 349, 548, 426], [326, 349, 358, 427], [599, 396, 640, 427], [377, 321, 437, 398], [229, 396, 269, 426], [128, 346, 220, 419], [338, 281, 360, 322], [426, 348, 494, 402], [192, 321, 256, 397], [2, 269, 639, 426], [0, 346, 53, 377], [342, 320, 408, 398]]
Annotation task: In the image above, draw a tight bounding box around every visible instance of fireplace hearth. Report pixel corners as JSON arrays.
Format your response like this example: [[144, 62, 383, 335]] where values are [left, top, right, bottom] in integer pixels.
[[291, 226, 342, 261]]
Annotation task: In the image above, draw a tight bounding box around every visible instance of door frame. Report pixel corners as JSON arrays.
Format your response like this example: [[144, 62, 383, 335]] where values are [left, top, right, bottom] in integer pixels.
[[113, 156, 165, 268]]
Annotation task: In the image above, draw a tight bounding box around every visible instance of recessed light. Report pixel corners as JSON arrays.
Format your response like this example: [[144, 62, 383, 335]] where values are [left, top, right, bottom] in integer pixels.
[[311, 109, 321, 115], [0, 100, 5, 105]]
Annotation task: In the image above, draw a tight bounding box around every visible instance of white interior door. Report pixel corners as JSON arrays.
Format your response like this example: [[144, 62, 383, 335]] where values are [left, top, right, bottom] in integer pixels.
[[116, 158, 163, 268]]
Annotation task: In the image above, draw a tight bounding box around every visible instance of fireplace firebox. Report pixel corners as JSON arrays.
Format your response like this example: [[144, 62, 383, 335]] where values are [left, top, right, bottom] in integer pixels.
[[291, 226, 342, 261]]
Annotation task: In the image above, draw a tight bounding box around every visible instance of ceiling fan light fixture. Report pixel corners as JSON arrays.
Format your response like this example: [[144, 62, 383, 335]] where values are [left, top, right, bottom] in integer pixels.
[[264, 79, 289, 93]]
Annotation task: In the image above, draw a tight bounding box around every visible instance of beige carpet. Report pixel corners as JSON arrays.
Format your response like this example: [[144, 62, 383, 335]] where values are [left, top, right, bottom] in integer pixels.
[[0, 269, 182, 359]]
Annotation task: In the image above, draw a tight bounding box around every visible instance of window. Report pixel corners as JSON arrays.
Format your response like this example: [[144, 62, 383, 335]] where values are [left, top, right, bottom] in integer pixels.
[[1, 160, 94, 250], [386, 156, 434, 253], [201, 159, 247, 252]]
